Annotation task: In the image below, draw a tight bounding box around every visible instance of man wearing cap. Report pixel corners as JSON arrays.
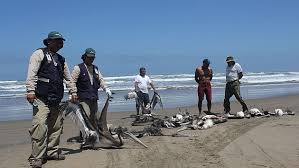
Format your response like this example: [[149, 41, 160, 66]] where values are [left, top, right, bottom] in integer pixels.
[[195, 59, 213, 116], [26, 31, 77, 168], [71, 48, 112, 129], [223, 56, 249, 117]]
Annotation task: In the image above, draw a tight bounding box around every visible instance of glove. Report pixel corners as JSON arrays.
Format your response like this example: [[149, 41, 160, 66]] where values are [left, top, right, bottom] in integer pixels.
[[105, 88, 112, 97], [26, 93, 36, 104]]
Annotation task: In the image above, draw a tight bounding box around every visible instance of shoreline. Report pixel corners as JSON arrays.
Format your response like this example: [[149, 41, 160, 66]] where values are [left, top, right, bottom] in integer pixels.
[[1, 94, 299, 168], [2, 92, 299, 123], [2, 82, 299, 122]]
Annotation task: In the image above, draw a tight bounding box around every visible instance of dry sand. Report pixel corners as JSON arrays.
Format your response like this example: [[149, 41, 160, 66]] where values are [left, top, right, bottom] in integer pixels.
[[0, 94, 299, 168]]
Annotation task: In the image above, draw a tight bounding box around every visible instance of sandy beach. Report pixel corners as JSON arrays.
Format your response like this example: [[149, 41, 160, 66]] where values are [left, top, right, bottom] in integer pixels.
[[0, 94, 299, 168]]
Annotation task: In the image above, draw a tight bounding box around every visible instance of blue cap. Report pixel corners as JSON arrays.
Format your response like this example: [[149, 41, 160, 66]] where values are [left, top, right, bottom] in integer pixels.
[[203, 59, 210, 64]]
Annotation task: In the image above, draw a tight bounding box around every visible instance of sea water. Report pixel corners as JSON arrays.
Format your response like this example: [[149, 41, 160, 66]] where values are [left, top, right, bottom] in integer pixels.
[[1, 72, 299, 121]]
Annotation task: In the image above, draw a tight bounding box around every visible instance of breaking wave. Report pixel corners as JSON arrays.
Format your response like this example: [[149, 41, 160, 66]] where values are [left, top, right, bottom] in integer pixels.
[[1, 71, 299, 98]]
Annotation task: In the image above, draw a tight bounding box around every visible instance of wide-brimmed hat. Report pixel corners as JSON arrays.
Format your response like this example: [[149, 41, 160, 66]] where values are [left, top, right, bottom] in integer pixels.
[[43, 31, 65, 46], [226, 56, 235, 63], [84, 48, 96, 57]]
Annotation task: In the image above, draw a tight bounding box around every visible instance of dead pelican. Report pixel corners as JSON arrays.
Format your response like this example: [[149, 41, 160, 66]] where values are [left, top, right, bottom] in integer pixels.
[[60, 97, 147, 149]]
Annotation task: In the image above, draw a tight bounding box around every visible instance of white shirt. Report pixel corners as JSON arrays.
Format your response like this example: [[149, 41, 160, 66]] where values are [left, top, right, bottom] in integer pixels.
[[226, 63, 243, 82], [134, 75, 152, 93]]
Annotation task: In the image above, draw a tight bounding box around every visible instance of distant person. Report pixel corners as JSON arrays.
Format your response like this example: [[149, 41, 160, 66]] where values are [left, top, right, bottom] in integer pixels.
[[71, 48, 112, 129], [195, 59, 213, 116], [223, 56, 249, 117], [26, 31, 77, 168], [134, 67, 156, 115]]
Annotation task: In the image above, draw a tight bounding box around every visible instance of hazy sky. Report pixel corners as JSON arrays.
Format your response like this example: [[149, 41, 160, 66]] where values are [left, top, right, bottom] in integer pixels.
[[0, 0, 298, 80]]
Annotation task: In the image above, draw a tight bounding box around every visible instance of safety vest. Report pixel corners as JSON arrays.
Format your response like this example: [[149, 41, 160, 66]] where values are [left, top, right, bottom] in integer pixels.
[[76, 63, 100, 100], [36, 48, 65, 105]]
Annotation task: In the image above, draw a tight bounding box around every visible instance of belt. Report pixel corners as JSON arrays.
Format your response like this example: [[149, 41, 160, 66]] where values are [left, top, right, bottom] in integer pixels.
[[38, 78, 50, 83]]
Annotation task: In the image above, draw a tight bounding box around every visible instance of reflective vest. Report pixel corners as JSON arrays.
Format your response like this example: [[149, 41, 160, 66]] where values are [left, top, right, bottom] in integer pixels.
[[36, 48, 65, 105], [76, 63, 100, 100]]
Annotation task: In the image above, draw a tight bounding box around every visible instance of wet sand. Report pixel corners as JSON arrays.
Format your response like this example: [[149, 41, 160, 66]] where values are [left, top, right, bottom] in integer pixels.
[[0, 94, 298, 168]]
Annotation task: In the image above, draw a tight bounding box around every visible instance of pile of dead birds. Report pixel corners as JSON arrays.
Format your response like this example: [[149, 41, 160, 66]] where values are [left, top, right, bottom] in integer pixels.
[[226, 108, 295, 119], [130, 108, 296, 138], [130, 111, 228, 137]]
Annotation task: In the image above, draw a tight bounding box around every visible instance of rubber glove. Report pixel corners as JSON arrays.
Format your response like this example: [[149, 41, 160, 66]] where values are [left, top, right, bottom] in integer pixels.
[[105, 88, 112, 97]]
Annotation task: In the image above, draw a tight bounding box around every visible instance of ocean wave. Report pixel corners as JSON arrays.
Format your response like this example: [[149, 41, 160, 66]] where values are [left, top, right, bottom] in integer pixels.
[[0, 80, 18, 84], [105, 75, 136, 80], [243, 75, 299, 83], [109, 87, 135, 91], [0, 93, 25, 98], [245, 72, 267, 75], [288, 72, 299, 75], [213, 76, 226, 80], [152, 74, 194, 78], [0, 72, 298, 95], [106, 80, 130, 84], [153, 78, 194, 82], [0, 85, 25, 90]]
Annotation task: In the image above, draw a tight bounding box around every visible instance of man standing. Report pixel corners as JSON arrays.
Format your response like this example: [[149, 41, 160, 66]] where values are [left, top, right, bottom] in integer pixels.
[[223, 56, 249, 117], [71, 48, 112, 128], [195, 59, 213, 116], [26, 31, 77, 168], [134, 67, 156, 115]]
